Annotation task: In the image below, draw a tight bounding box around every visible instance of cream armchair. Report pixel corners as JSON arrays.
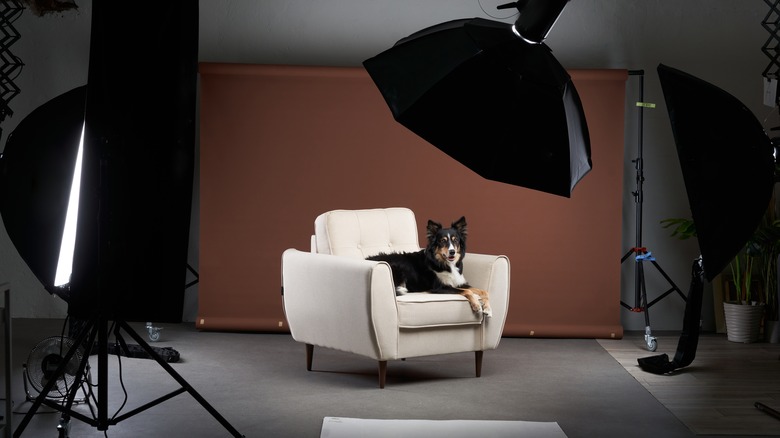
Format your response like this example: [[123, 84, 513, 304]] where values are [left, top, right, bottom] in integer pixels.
[[281, 207, 510, 388]]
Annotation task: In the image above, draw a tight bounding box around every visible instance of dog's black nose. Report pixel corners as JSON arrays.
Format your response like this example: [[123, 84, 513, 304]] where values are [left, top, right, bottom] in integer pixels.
[[448, 249, 455, 256]]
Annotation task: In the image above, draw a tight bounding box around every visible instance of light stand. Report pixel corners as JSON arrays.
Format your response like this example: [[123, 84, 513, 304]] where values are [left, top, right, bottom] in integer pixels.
[[640, 62, 776, 400], [13, 316, 244, 437], [760, 1, 780, 421], [620, 69, 687, 351], [15, 128, 242, 436], [3, 2, 244, 435]]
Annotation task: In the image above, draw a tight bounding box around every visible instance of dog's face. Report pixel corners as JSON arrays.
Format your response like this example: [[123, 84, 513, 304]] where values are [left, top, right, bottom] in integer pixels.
[[426, 216, 467, 265]]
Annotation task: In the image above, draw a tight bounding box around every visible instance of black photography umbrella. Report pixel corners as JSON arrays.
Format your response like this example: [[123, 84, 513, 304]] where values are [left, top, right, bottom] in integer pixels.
[[638, 64, 776, 375], [362, 16, 590, 197]]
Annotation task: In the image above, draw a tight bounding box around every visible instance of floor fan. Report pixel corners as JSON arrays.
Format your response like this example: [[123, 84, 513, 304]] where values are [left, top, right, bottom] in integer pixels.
[[23, 336, 89, 404]]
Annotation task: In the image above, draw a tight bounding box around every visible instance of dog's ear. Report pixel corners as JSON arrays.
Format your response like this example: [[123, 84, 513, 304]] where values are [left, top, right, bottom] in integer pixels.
[[452, 216, 467, 239], [426, 220, 442, 242]]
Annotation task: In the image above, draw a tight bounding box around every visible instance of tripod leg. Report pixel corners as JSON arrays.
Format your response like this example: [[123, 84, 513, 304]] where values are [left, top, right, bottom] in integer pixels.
[[649, 259, 687, 301], [13, 317, 97, 437], [638, 258, 705, 374], [638, 261, 649, 326], [61, 320, 98, 409], [635, 251, 643, 310], [638, 262, 657, 351], [756, 402, 780, 421], [56, 416, 70, 438], [117, 321, 244, 438], [56, 324, 98, 438]]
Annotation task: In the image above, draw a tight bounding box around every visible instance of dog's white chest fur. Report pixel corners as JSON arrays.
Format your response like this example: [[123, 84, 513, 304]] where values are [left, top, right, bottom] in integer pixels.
[[436, 261, 467, 287]]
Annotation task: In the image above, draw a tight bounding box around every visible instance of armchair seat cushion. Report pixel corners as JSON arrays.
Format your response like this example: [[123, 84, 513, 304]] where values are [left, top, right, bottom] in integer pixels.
[[396, 293, 483, 328]]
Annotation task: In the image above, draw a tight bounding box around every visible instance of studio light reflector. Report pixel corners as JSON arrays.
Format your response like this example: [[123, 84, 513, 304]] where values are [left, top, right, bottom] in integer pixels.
[[657, 63, 775, 281], [0, 85, 86, 296], [0, 0, 198, 323], [363, 1, 589, 197]]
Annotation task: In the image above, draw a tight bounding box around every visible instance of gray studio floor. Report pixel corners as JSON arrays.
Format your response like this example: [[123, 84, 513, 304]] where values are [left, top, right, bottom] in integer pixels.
[[0, 318, 776, 438]]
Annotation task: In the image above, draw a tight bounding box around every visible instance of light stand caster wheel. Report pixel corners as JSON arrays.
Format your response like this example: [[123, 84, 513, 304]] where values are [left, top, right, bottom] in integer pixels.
[[644, 326, 657, 351], [146, 322, 162, 342], [645, 336, 657, 351]]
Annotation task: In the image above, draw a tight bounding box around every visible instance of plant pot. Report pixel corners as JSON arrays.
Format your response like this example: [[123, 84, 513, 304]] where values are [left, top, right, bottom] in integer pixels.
[[723, 302, 764, 343], [765, 319, 780, 343]]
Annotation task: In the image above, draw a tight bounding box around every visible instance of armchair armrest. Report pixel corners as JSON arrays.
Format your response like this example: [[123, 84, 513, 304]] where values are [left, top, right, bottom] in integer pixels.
[[462, 253, 511, 348], [281, 249, 399, 360]]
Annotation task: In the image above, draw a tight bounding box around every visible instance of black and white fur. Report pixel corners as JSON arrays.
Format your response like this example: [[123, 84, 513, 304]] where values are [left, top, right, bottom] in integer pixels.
[[366, 216, 491, 317]]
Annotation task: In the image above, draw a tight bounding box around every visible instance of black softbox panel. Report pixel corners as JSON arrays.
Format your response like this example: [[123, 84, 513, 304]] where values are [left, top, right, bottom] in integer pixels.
[[67, 2, 198, 322]]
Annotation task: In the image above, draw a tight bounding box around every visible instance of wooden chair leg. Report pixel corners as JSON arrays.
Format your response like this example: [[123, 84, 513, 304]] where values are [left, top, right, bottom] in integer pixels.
[[475, 351, 483, 377], [378, 361, 387, 389], [305, 344, 313, 371]]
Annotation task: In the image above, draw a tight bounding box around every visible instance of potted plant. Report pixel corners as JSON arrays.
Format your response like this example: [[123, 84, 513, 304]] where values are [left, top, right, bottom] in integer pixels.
[[721, 246, 765, 343], [750, 202, 780, 341]]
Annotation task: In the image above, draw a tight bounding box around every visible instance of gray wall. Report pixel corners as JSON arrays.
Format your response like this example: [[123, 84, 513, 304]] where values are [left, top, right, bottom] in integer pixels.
[[0, 0, 771, 331]]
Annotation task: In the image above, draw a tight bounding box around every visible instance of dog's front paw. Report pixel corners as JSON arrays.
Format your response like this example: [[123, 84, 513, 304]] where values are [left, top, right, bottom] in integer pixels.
[[482, 305, 493, 318]]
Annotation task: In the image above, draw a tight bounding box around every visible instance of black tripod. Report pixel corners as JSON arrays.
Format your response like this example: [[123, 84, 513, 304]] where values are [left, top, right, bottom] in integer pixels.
[[620, 70, 687, 351], [13, 314, 244, 437]]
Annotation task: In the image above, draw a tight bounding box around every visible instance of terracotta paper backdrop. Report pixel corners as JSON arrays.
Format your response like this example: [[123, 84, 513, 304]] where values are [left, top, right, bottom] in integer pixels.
[[198, 63, 627, 339]]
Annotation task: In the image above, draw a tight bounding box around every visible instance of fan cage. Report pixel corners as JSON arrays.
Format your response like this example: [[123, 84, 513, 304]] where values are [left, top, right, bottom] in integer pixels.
[[24, 335, 85, 400]]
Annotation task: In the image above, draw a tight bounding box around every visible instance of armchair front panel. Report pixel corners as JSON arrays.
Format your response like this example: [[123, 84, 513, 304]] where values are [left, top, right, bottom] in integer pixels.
[[282, 249, 394, 359]]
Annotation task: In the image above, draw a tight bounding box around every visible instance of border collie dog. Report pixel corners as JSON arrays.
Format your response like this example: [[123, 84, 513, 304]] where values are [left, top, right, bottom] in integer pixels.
[[366, 216, 491, 317]]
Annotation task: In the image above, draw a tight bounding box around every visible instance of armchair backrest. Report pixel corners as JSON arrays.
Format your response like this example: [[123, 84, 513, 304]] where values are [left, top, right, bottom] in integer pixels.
[[313, 208, 421, 258]]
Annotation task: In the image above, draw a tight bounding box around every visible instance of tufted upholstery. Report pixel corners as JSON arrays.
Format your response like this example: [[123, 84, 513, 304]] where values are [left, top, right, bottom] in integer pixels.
[[282, 207, 510, 388], [313, 207, 421, 258]]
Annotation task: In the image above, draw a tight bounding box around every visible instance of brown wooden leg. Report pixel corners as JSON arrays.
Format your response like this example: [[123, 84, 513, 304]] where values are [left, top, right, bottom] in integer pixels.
[[475, 351, 483, 377], [305, 344, 313, 371], [378, 361, 387, 389]]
